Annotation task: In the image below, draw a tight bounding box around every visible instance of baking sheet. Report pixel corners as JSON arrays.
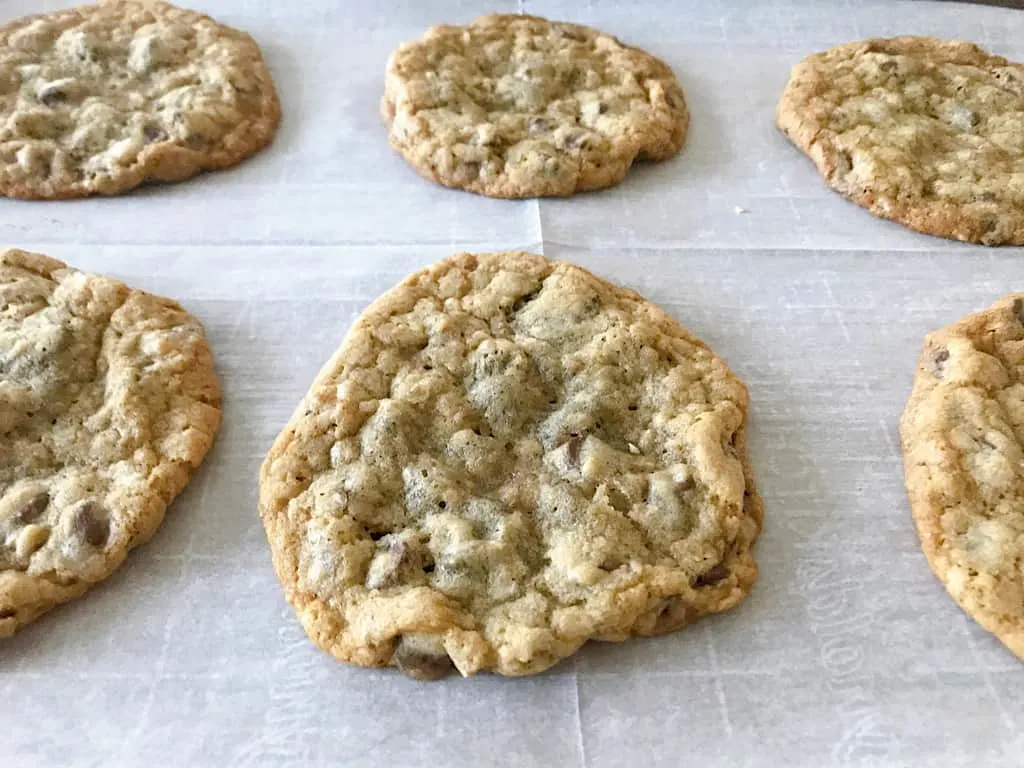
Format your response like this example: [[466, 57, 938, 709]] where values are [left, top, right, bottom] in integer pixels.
[[3, 1, 1024, 766]]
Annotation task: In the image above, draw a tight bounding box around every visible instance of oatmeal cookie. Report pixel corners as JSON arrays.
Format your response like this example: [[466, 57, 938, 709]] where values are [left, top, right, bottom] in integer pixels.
[[901, 294, 1024, 659], [0, 248, 221, 636], [778, 37, 1024, 245], [0, 0, 280, 199], [382, 15, 687, 198], [260, 251, 761, 679]]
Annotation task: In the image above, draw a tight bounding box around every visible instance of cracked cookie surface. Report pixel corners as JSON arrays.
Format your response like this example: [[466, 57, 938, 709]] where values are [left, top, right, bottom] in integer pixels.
[[901, 295, 1024, 660], [381, 14, 688, 198], [259, 251, 761, 679], [0, 248, 221, 636], [0, 0, 279, 199], [778, 37, 1024, 245]]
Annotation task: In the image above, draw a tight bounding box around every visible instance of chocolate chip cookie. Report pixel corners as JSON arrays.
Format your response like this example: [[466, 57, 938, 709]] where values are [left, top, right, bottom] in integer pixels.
[[382, 14, 688, 198], [0, 249, 221, 636], [901, 295, 1024, 660], [259, 251, 761, 679], [778, 37, 1024, 245], [0, 0, 280, 199]]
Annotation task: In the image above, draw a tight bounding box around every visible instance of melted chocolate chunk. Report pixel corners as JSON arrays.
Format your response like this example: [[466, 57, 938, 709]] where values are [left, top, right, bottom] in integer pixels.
[[73, 502, 110, 547], [14, 492, 49, 524], [693, 563, 729, 588]]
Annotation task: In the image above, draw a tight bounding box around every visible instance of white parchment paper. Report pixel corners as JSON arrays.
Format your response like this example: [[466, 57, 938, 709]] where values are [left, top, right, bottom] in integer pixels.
[[3, 1, 1024, 766]]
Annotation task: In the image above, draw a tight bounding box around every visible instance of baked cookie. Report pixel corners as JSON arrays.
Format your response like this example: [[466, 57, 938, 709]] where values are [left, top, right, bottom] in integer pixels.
[[0, 0, 280, 199], [381, 15, 688, 198], [778, 37, 1024, 245], [260, 251, 761, 679], [900, 295, 1024, 660], [0, 248, 221, 636]]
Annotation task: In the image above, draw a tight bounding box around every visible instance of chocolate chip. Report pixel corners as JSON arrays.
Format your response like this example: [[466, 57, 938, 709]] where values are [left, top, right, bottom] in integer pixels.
[[835, 150, 853, 176], [14, 492, 48, 524], [527, 117, 551, 134], [606, 486, 631, 512], [73, 502, 109, 547], [652, 597, 694, 633], [1013, 298, 1024, 326], [393, 635, 454, 681], [933, 347, 950, 378], [37, 87, 66, 107], [879, 60, 898, 73], [693, 563, 729, 587], [566, 434, 583, 468], [511, 289, 540, 314], [144, 125, 167, 144], [0, 607, 15, 619]]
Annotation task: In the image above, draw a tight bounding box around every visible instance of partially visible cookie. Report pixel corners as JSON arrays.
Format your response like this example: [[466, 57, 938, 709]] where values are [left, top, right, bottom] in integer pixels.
[[778, 37, 1024, 245], [259, 251, 761, 679], [0, 248, 221, 636], [382, 15, 688, 198], [900, 295, 1024, 659], [0, 0, 280, 199]]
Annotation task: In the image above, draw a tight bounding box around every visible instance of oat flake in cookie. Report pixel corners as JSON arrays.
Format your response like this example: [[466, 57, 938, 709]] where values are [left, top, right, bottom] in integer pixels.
[[381, 15, 688, 198], [901, 296, 1024, 660], [259, 251, 762, 679], [0, 249, 221, 636], [778, 37, 1024, 245], [0, 0, 280, 199]]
